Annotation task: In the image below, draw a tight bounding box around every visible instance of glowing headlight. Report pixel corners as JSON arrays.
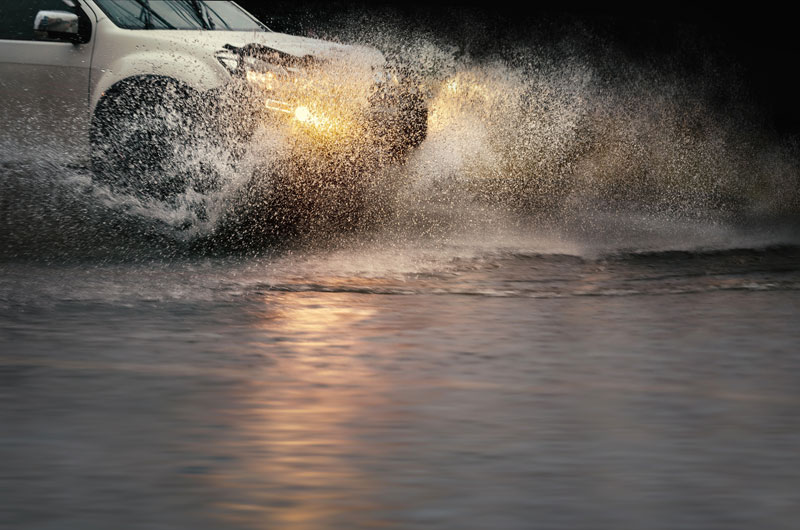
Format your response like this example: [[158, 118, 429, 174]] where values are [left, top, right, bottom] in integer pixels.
[[294, 106, 312, 122], [293, 105, 335, 132], [216, 50, 295, 92], [246, 70, 276, 89]]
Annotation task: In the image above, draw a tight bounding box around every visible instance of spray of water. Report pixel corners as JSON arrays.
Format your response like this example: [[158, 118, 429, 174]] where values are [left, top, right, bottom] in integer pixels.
[[1, 14, 798, 261]]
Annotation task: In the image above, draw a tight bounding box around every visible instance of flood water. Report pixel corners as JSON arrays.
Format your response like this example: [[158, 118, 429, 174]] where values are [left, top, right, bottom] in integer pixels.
[[2, 236, 800, 529]]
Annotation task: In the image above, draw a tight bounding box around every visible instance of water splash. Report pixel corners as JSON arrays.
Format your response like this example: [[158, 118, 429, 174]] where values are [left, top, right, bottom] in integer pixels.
[[1, 16, 799, 261]]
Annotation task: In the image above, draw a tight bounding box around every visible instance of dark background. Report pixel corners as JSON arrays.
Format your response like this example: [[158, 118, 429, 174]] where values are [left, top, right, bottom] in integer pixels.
[[236, 1, 799, 137]]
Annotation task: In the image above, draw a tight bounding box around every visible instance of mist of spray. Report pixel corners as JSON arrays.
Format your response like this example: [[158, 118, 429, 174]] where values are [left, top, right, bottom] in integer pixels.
[[1, 12, 798, 261]]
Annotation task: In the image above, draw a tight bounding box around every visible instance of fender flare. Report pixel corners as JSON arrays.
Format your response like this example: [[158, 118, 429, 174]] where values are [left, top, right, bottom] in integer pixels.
[[89, 48, 229, 116]]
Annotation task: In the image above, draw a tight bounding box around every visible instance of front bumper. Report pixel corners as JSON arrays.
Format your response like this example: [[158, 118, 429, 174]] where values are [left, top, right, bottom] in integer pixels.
[[213, 64, 427, 163]]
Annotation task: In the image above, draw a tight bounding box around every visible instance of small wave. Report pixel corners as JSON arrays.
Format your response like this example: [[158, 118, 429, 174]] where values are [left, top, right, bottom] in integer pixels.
[[253, 278, 800, 299]]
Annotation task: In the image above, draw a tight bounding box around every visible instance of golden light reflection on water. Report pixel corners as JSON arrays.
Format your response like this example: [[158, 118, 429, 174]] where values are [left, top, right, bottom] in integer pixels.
[[206, 291, 394, 529]]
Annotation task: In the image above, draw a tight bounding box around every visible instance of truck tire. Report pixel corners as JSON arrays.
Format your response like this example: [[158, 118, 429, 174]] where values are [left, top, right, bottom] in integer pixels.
[[90, 77, 213, 201]]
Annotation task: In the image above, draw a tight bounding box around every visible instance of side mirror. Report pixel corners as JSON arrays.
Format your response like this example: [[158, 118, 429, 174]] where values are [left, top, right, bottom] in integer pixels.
[[33, 10, 81, 43]]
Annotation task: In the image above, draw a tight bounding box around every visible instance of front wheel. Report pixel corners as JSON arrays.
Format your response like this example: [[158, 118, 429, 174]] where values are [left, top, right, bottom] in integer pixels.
[[90, 77, 219, 202]]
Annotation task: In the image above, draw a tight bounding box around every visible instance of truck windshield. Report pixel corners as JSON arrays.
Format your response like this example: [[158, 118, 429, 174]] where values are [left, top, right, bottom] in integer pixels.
[[92, 0, 269, 31]]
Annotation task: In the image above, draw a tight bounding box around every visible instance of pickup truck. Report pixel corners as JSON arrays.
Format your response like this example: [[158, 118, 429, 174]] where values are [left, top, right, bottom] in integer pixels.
[[0, 0, 427, 200]]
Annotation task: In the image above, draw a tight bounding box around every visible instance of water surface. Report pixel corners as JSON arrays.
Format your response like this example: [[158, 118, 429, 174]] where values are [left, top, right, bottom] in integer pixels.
[[2, 243, 800, 529]]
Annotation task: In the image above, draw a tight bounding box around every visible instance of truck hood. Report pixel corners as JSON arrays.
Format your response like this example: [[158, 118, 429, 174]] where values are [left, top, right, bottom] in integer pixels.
[[140, 30, 386, 71]]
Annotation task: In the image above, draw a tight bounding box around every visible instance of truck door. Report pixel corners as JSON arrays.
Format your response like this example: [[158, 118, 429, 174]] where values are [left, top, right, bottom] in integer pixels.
[[0, 0, 96, 157]]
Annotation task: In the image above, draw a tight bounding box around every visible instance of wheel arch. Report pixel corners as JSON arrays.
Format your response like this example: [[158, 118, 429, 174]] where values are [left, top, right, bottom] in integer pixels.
[[89, 49, 228, 117]]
